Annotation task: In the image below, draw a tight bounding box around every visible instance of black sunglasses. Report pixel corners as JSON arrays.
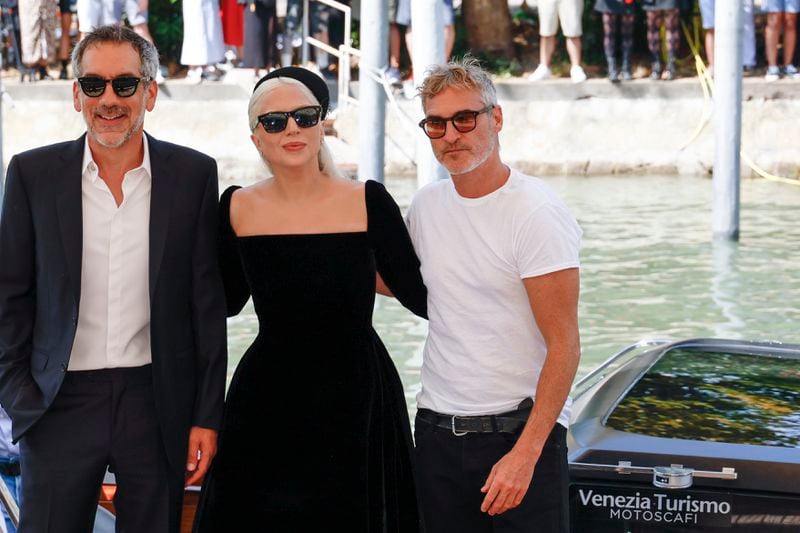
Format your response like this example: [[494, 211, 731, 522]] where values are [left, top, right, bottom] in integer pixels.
[[256, 105, 323, 134], [77, 76, 149, 98], [418, 105, 495, 139]]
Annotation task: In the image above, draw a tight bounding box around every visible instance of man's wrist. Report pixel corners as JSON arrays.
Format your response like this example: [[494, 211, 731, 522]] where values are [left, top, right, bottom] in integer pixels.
[[511, 434, 544, 461]]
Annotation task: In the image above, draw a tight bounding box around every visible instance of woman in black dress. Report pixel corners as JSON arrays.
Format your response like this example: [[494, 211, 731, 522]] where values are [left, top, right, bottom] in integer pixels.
[[593, 0, 637, 81], [193, 67, 425, 532]]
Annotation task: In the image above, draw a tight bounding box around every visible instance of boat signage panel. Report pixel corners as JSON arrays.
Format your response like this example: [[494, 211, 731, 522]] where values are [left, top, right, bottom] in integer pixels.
[[570, 483, 800, 531], [571, 484, 732, 529]]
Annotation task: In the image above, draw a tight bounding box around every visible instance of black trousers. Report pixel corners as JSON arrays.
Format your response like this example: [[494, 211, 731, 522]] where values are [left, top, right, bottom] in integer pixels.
[[18, 365, 184, 533], [414, 415, 569, 533]]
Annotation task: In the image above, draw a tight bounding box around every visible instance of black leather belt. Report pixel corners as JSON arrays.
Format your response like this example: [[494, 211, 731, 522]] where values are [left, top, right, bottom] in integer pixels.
[[0, 461, 20, 477], [417, 398, 533, 436]]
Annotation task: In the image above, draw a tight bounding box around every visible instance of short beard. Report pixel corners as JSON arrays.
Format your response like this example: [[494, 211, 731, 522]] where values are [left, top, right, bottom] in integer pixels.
[[440, 134, 497, 176], [86, 107, 145, 149]]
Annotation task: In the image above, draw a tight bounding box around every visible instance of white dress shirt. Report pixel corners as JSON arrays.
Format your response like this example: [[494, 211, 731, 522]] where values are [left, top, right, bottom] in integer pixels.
[[69, 137, 153, 370], [0, 407, 18, 458]]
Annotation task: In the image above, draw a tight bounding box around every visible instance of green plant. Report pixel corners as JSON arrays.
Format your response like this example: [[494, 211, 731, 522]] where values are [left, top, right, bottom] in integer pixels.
[[149, 0, 183, 68]]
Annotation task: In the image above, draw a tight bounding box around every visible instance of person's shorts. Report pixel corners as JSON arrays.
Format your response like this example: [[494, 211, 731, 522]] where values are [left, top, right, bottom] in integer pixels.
[[396, 0, 454, 27], [762, 0, 800, 13], [76, 0, 147, 33], [538, 0, 583, 37], [59, 0, 76, 14], [699, 0, 714, 28]]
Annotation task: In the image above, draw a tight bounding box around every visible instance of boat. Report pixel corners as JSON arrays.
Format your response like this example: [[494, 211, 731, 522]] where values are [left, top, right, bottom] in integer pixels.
[[568, 338, 800, 532]]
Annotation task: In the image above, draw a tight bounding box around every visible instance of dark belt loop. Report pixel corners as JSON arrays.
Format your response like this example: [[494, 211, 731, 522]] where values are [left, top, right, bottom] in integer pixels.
[[490, 415, 499, 432], [517, 397, 534, 411]]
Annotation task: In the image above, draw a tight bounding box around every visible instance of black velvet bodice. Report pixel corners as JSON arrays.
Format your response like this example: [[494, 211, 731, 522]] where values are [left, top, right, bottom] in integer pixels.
[[194, 180, 426, 532]]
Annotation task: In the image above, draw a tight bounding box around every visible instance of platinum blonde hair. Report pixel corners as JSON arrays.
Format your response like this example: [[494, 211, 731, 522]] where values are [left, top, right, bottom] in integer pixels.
[[248, 77, 343, 179], [418, 55, 497, 111]]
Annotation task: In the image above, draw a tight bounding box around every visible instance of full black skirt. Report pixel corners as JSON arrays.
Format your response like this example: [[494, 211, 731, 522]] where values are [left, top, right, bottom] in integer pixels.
[[193, 182, 426, 532]]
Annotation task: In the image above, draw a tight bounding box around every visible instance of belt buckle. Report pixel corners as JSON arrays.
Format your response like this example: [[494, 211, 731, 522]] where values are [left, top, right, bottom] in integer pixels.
[[451, 415, 469, 437]]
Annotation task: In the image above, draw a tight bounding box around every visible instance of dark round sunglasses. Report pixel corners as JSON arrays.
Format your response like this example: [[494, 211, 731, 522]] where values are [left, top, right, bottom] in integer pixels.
[[77, 76, 149, 98], [256, 105, 322, 134], [418, 105, 494, 139]]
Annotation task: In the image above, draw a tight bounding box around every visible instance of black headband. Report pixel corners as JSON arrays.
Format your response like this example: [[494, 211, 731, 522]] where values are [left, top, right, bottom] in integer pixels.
[[253, 67, 330, 119]]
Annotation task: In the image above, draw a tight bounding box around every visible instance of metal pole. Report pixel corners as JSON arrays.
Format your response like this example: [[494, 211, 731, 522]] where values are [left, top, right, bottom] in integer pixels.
[[340, 6, 351, 110], [712, 0, 743, 241], [357, 0, 388, 182], [302, 0, 310, 65], [1, 39, 5, 206], [411, 0, 448, 189]]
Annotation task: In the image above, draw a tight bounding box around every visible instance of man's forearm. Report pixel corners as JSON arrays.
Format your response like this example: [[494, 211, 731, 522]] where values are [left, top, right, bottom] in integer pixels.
[[517, 268, 582, 459], [514, 341, 580, 457]]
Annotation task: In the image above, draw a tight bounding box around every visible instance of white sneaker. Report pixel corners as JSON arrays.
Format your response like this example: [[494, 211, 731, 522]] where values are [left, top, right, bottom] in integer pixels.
[[765, 66, 781, 82], [185, 67, 203, 84], [570, 65, 587, 83], [528, 64, 551, 81], [783, 64, 800, 80]]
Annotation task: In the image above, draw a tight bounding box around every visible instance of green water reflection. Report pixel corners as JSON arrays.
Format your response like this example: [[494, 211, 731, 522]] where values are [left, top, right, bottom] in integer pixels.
[[606, 348, 800, 447]]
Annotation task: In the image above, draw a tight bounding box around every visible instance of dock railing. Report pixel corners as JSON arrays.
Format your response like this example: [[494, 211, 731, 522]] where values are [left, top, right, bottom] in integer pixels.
[[301, 0, 355, 111], [0, 475, 19, 530]]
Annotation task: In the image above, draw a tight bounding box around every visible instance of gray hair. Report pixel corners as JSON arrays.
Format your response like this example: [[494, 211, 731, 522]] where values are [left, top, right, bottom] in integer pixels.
[[418, 55, 498, 111], [248, 77, 344, 179], [72, 25, 159, 81]]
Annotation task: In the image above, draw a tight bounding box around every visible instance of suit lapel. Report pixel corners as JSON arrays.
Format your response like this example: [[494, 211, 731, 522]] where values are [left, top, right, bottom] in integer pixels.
[[56, 135, 86, 305], [147, 133, 174, 300]]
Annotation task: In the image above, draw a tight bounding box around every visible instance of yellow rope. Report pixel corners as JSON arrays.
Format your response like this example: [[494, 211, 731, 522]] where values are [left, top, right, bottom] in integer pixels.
[[678, 21, 800, 186], [741, 152, 800, 185], [677, 21, 713, 151]]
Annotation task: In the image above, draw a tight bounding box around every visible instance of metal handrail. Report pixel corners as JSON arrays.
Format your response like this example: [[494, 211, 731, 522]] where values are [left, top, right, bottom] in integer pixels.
[[301, 0, 353, 111], [570, 461, 738, 481], [571, 460, 737, 490], [0, 475, 19, 528]]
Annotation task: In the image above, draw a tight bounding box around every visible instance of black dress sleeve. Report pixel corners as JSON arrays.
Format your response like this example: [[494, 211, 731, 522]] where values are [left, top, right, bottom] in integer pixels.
[[366, 180, 427, 319], [218, 186, 251, 316]]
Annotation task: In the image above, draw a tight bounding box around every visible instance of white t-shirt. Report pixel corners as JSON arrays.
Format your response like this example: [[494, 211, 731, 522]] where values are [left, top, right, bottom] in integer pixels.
[[407, 169, 582, 427]]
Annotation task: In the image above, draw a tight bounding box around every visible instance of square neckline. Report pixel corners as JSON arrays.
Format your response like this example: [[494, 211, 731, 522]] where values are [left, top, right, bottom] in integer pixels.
[[229, 181, 373, 239]]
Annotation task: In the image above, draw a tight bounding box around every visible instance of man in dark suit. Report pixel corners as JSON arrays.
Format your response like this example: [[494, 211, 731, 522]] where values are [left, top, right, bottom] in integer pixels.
[[0, 25, 227, 532]]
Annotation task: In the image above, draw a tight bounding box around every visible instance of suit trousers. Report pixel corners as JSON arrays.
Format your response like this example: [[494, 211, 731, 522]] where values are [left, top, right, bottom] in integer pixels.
[[414, 416, 569, 533], [18, 365, 184, 533]]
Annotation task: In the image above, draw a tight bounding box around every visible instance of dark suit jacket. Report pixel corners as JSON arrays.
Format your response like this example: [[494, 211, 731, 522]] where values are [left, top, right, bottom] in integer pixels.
[[0, 133, 227, 475]]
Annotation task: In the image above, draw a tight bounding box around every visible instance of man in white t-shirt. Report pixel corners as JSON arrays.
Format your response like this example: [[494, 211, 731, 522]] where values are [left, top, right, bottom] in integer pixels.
[[407, 56, 582, 532]]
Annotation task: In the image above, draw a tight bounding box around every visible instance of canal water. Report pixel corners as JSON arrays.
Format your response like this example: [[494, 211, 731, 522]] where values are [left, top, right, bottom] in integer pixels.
[[224, 175, 800, 411]]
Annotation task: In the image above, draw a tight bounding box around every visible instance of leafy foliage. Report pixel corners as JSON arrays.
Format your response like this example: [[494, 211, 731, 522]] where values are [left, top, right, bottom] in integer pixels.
[[149, 0, 183, 69]]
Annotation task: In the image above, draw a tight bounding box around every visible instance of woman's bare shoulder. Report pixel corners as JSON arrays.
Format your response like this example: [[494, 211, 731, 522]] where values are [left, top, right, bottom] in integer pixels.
[[231, 179, 273, 205], [326, 176, 365, 200], [229, 180, 274, 229]]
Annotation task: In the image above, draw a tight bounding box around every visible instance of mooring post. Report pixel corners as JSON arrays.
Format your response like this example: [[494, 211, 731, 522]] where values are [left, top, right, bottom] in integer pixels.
[[712, 0, 744, 241]]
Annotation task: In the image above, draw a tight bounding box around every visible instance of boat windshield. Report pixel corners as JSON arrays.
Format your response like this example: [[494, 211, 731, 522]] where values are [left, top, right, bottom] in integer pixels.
[[605, 348, 800, 447]]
